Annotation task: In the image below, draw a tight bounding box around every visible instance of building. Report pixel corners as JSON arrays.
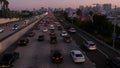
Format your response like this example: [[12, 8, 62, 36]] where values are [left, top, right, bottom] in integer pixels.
[[103, 4, 112, 14]]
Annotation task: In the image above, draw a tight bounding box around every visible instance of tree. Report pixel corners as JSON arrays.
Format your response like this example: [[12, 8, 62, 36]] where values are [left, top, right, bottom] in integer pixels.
[[76, 9, 82, 20], [0, 0, 9, 18]]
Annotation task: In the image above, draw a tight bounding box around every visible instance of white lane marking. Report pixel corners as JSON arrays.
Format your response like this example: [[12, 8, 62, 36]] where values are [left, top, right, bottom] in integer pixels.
[[97, 49, 109, 58]]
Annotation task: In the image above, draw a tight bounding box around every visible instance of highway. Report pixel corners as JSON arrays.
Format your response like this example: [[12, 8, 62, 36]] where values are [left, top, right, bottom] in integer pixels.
[[57, 15, 120, 68], [0, 17, 37, 40], [4, 12, 120, 68], [4, 13, 96, 68]]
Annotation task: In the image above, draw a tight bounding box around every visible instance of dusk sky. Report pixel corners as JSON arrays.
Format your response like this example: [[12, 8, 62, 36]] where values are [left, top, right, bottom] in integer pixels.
[[8, 0, 120, 10]]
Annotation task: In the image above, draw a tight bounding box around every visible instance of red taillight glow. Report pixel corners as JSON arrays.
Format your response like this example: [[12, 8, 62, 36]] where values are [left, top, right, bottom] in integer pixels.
[[52, 57, 55, 59], [18, 42, 20, 44], [74, 58, 77, 60], [60, 56, 63, 58]]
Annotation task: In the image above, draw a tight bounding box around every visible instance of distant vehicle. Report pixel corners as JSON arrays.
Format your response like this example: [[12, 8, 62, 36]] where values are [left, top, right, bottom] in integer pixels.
[[83, 41, 97, 50], [69, 27, 76, 33], [17, 38, 29, 46], [63, 36, 72, 43], [51, 50, 63, 63], [0, 28, 4, 33], [38, 34, 44, 41], [12, 24, 19, 30], [106, 57, 120, 68], [70, 50, 85, 63], [49, 24, 55, 30], [12, 26, 19, 30], [43, 28, 48, 32], [50, 35, 57, 44], [49, 31, 56, 36], [0, 52, 19, 68], [60, 31, 68, 37], [28, 32, 35, 37], [57, 25, 62, 30], [13, 24, 19, 27]]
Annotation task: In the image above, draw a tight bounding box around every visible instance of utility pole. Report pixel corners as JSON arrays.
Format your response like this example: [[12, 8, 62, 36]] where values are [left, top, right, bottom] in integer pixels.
[[112, 5, 117, 48]]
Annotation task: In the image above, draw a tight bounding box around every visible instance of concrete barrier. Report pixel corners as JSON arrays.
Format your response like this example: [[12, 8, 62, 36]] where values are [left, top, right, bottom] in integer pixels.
[[0, 19, 39, 54]]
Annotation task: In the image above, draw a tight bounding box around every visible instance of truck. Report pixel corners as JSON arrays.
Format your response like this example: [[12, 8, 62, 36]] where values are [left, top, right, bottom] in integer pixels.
[[0, 52, 19, 68]]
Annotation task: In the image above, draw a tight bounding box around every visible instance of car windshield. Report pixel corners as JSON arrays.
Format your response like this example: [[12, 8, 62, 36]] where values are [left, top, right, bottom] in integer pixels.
[[53, 51, 61, 57], [90, 44, 95, 46], [75, 54, 83, 57]]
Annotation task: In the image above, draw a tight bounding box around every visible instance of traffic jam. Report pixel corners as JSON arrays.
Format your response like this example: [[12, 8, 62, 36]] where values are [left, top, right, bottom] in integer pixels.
[[0, 13, 95, 68]]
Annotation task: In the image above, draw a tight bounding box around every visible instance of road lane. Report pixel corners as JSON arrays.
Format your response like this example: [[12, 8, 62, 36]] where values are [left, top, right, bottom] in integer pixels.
[[0, 17, 37, 40], [12, 15, 95, 68]]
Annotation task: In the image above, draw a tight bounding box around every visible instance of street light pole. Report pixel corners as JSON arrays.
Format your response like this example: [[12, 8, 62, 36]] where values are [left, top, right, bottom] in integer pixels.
[[112, 5, 117, 48]]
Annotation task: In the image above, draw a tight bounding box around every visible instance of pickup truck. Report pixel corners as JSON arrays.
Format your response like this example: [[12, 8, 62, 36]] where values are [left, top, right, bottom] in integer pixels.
[[0, 52, 19, 68]]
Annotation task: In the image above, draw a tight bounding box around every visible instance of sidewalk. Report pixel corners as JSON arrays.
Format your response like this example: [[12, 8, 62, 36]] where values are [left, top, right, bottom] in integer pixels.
[[0, 18, 19, 24]]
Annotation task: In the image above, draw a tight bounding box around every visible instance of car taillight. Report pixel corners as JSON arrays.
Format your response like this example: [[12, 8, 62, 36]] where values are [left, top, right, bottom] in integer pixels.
[[60, 56, 63, 58], [52, 57, 55, 59], [18, 42, 20, 44], [74, 58, 77, 60]]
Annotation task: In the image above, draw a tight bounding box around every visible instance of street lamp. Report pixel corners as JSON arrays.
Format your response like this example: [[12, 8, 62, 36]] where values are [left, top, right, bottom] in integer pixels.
[[112, 5, 117, 48]]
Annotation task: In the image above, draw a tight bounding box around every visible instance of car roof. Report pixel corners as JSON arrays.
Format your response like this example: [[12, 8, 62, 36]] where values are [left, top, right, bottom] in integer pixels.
[[71, 50, 82, 54], [86, 41, 95, 44]]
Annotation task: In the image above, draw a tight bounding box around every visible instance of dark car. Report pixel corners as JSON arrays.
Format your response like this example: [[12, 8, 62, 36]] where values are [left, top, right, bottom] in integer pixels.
[[51, 50, 63, 63], [0, 52, 19, 68], [57, 25, 62, 30], [17, 38, 29, 46], [106, 57, 120, 68], [49, 31, 56, 36], [63, 36, 72, 43], [68, 27, 76, 33], [28, 32, 35, 37], [50, 35, 57, 44], [38, 34, 44, 41]]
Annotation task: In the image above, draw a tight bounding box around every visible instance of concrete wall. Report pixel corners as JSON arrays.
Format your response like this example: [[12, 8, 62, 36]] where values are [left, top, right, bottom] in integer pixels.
[[0, 19, 39, 54], [0, 18, 19, 24]]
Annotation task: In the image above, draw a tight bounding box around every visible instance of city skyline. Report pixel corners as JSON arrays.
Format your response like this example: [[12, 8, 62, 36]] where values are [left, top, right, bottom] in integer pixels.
[[8, 0, 120, 10]]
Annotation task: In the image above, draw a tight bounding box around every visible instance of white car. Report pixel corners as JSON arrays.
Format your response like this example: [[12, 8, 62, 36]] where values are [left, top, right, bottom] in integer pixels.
[[69, 28, 76, 33], [43, 28, 48, 32], [70, 50, 85, 63], [60, 31, 68, 37], [83, 41, 97, 50], [0, 28, 4, 33]]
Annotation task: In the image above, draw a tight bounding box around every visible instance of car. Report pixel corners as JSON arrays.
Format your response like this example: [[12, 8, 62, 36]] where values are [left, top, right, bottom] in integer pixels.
[[28, 32, 35, 37], [106, 57, 120, 68], [12, 24, 19, 30], [69, 27, 76, 33], [49, 31, 56, 36], [50, 35, 57, 44], [0, 28, 4, 33], [43, 28, 48, 32], [49, 24, 55, 30], [51, 50, 63, 63], [12, 26, 19, 30], [38, 34, 44, 41], [0, 52, 19, 68], [83, 41, 97, 50], [70, 50, 85, 63], [60, 31, 68, 37], [17, 38, 29, 46], [63, 36, 72, 43], [57, 25, 62, 30]]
